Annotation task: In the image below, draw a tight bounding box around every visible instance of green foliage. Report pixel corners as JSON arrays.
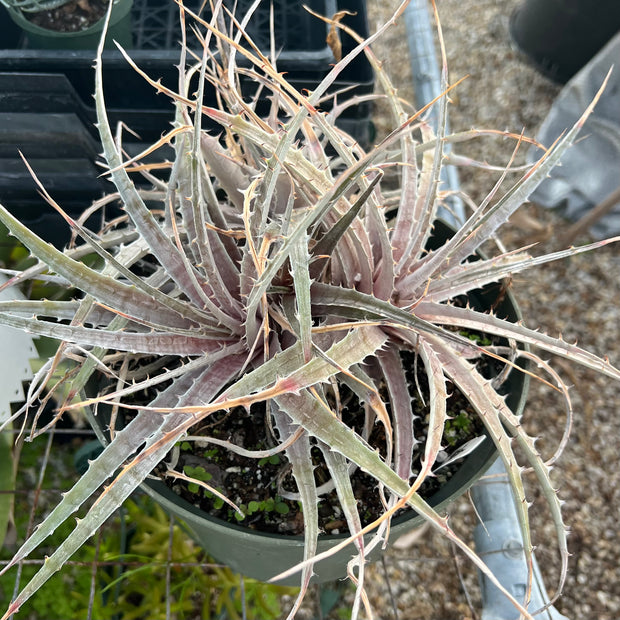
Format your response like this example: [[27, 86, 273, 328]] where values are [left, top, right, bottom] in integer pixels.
[[105, 499, 297, 620], [0, 440, 115, 620], [459, 329, 493, 347], [444, 411, 475, 447], [183, 465, 213, 494], [1, 436, 296, 620], [0, 222, 75, 302], [0, 432, 13, 549], [0, 490, 295, 620], [246, 497, 289, 517], [0, 526, 112, 620]]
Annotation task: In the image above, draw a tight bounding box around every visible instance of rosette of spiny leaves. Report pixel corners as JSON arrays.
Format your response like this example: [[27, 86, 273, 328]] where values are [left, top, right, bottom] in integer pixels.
[[1, 1, 620, 618]]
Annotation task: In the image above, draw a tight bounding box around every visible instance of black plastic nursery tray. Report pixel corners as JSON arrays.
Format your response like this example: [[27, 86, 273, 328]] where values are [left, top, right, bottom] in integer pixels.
[[0, 0, 373, 246]]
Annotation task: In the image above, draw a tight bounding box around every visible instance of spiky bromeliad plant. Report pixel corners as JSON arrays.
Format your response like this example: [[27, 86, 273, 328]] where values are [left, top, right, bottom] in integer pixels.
[[1, 1, 619, 618]]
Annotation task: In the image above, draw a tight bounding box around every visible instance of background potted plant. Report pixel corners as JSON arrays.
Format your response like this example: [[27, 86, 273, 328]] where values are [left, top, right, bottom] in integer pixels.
[[1, 0, 132, 50], [0, 0, 369, 243], [0, 1, 619, 618]]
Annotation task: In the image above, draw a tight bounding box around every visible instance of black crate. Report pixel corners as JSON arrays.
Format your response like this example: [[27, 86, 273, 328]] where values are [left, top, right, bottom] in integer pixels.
[[0, 0, 373, 246], [132, 0, 335, 55]]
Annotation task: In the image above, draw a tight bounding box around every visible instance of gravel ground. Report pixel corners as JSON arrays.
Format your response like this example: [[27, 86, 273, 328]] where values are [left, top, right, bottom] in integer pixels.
[[298, 2, 620, 619]]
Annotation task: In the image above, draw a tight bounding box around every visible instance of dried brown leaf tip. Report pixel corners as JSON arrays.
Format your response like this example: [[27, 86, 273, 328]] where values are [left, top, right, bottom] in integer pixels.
[[326, 10, 355, 62]]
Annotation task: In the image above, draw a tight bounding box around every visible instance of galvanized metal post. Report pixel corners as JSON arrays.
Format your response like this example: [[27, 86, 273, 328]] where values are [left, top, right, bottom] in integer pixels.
[[404, 3, 571, 617], [403, 0, 464, 225]]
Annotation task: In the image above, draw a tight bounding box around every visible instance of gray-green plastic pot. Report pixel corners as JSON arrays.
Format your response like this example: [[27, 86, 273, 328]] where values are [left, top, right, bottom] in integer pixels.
[[7, 0, 132, 50], [145, 357, 525, 584], [139, 427, 505, 586], [84, 220, 529, 585], [138, 238, 528, 585]]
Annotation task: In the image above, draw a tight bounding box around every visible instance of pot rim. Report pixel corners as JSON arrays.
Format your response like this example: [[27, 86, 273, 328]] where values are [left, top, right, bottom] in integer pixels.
[[7, 0, 131, 37]]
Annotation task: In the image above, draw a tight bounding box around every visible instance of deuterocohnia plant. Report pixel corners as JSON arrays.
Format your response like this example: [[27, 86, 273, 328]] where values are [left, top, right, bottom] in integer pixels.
[[1, 1, 619, 618]]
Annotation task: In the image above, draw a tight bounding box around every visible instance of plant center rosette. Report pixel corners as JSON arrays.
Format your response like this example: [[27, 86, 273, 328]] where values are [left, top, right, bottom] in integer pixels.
[[136, 222, 525, 540]]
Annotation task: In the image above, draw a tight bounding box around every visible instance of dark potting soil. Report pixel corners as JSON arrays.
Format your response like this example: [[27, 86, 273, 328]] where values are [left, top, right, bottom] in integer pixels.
[[25, 0, 107, 32], [162, 348, 497, 537]]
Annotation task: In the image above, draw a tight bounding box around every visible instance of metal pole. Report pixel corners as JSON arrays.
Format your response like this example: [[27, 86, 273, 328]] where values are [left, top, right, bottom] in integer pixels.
[[404, 3, 570, 618], [403, 0, 464, 225], [471, 459, 569, 620]]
